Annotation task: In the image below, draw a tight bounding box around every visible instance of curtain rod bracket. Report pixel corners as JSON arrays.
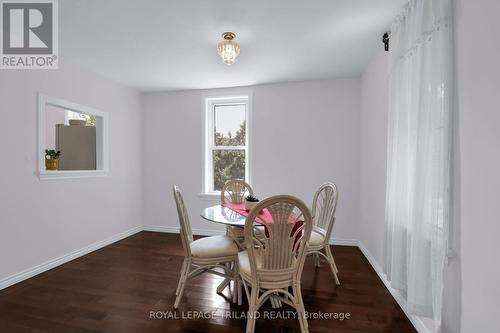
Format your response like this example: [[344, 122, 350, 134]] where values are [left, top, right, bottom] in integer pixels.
[[383, 32, 390, 52]]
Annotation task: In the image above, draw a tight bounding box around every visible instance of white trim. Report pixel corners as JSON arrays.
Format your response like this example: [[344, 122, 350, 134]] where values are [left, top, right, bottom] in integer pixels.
[[144, 225, 358, 245], [142, 225, 179, 233], [38, 170, 108, 180], [143, 224, 226, 236], [37, 93, 109, 180], [198, 193, 223, 201], [329, 237, 359, 246], [358, 241, 430, 333], [0, 226, 142, 290], [201, 93, 253, 194]]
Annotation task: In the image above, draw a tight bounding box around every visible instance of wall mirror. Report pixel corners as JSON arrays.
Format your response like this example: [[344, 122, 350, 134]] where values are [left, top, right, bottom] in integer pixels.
[[38, 93, 108, 180]]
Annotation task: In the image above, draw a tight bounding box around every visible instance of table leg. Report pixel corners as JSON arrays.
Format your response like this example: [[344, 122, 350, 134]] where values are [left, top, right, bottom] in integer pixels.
[[217, 277, 232, 293], [216, 262, 236, 303], [270, 294, 282, 308]]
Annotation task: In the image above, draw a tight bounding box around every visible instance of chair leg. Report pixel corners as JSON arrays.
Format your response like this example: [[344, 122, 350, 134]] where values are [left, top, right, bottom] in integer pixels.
[[284, 286, 290, 302], [332, 256, 339, 273], [232, 262, 238, 304], [332, 257, 339, 274], [313, 253, 321, 267], [175, 259, 187, 296], [246, 286, 259, 333], [237, 275, 242, 305], [327, 246, 339, 273], [174, 260, 190, 309], [292, 283, 309, 333], [217, 263, 232, 293], [325, 246, 340, 285]]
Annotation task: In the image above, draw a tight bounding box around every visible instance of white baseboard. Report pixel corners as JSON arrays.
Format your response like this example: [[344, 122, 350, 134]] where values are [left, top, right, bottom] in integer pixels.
[[144, 224, 359, 246], [142, 225, 179, 233], [0, 226, 142, 291], [330, 237, 358, 246], [143, 224, 225, 236], [357, 241, 431, 333]]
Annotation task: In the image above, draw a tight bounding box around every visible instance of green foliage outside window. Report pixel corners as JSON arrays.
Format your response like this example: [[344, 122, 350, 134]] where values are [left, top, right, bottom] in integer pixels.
[[85, 115, 97, 126], [213, 121, 246, 191], [214, 120, 246, 146]]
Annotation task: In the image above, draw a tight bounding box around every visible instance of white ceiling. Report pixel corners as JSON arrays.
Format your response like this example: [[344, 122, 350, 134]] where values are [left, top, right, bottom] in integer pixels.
[[60, 0, 405, 92]]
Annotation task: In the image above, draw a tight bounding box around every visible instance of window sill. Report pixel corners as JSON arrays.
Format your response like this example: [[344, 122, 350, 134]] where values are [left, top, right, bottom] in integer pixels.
[[38, 170, 108, 180], [198, 192, 221, 201]]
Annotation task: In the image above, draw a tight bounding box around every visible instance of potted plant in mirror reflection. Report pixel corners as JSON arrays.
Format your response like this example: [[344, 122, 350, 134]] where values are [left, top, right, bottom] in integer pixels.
[[245, 195, 259, 211], [45, 149, 61, 171]]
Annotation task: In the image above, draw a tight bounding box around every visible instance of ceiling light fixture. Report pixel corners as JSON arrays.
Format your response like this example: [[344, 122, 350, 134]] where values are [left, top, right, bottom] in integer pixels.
[[217, 32, 240, 66]]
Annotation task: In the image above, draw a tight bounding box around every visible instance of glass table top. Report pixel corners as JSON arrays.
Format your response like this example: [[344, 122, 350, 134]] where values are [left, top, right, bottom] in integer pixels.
[[200, 204, 247, 227]]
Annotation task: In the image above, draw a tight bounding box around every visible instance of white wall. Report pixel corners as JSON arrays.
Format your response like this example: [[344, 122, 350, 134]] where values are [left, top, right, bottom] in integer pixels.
[[0, 62, 143, 283], [359, 48, 389, 266], [142, 79, 361, 240], [454, 0, 500, 332]]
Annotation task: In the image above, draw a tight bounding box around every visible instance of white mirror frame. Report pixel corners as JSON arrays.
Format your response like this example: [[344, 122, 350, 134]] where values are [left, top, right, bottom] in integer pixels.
[[37, 93, 109, 180]]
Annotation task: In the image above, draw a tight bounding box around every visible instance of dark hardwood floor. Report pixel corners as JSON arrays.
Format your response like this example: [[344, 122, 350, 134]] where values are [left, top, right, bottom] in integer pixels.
[[0, 232, 416, 333]]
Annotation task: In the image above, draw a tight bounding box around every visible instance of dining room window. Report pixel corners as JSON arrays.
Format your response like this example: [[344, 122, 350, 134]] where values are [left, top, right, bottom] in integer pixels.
[[203, 95, 250, 194]]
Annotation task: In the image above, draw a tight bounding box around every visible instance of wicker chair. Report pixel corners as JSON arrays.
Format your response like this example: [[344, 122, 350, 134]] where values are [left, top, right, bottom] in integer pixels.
[[238, 195, 313, 333], [220, 179, 254, 244], [173, 185, 239, 309], [306, 182, 340, 285], [220, 179, 254, 204]]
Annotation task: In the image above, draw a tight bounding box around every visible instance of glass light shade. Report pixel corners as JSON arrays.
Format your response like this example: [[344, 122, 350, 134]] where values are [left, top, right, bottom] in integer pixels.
[[217, 33, 240, 65]]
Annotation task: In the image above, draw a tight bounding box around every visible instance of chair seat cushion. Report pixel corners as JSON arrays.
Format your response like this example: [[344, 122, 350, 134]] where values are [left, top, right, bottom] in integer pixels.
[[238, 250, 262, 277], [309, 230, 326, 246], [190, 235, 238, 258]]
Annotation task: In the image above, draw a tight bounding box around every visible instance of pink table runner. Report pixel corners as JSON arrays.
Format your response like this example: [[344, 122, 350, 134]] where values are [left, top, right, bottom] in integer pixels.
[[223, 202, 303, 245]]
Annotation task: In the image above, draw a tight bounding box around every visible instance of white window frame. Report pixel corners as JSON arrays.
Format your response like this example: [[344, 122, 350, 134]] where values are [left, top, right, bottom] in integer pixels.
[[37, 93, 109, 180], [201, 94, 251, 198]]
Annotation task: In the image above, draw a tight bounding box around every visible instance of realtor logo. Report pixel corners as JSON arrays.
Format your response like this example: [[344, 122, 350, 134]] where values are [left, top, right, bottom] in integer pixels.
[[0, 0, 58, 69]]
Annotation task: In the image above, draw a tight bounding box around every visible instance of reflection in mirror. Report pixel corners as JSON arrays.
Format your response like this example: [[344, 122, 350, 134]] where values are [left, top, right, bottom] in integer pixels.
[[45, 104, 97, 170]]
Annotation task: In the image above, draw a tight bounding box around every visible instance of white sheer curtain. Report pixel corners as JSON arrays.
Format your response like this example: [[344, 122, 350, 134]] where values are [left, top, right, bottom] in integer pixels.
[[385, 0, 452, 323]]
